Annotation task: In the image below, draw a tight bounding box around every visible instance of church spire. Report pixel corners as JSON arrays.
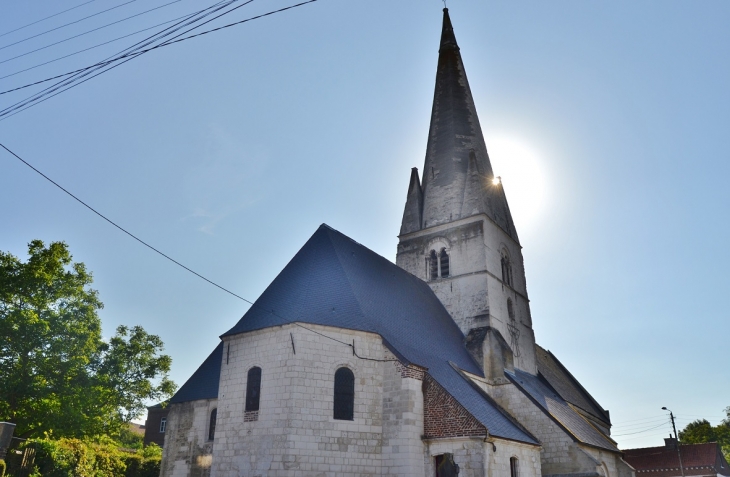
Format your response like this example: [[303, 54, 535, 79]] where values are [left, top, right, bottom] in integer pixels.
[[406, 8, 518, 242]]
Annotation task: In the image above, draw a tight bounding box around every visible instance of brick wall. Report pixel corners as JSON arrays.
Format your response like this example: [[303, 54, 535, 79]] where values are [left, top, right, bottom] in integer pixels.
[[423, 375, 487, 439]]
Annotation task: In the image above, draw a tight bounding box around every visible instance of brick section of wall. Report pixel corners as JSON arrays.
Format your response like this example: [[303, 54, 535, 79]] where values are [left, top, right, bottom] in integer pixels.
[[423, 375, 487, 439], [396, 362, 426, 380]]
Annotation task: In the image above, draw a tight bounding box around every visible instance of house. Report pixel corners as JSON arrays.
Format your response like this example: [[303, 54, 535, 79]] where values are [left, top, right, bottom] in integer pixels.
[[623, 440, 730, 477], [144, 403, 170, 448], [160, 9, 635, 477]]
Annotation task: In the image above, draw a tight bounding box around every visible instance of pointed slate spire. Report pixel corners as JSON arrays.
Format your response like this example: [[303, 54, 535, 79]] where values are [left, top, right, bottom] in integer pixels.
[[400, 167, 424, 235], [416, 8, 518, 241]]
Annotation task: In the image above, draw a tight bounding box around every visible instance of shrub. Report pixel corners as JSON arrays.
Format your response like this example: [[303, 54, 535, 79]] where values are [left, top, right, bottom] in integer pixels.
[[23, 438, 126, 477], [140, 455, 161, 477], [123, 453, 143, 477], [0, 458, 6, 477]]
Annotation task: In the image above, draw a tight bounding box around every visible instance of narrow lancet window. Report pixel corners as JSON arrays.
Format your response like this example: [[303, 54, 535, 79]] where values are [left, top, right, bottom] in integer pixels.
[[429, 250, 439, 280], [501, 250, 513, 287], [333, 367, 354, 420], [439, 248, 450, 278], [510, 457, 519, 477], [208, 408, 217, 441], [507, 298, 515, 321], [245, 366, 262, 412]]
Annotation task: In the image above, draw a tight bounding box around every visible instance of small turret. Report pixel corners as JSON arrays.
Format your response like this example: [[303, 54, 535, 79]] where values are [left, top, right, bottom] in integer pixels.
[[400, 168, 424, 235]]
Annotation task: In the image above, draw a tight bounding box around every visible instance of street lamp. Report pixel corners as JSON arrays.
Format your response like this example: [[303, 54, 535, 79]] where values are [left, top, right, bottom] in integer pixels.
[[662, 407, 686, 477]]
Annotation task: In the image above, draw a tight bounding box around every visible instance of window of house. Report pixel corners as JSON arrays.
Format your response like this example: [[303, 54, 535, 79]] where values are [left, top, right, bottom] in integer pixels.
[[510, 457, 519, 477], [208, 408, 217, 441], [333, 367, 354, 420], [435, 453, 459, 477], [439, 248, 449, 278], [501, 250, 513, 287], [429, 250, 439, 280], [507, 298, 515, 321], [159, 417, 166, 433], [245, 366, 262, 412]]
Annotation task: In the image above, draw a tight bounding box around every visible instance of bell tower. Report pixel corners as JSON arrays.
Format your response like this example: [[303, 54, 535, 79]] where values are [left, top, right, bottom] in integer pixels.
[[396, 9, 537, 374]]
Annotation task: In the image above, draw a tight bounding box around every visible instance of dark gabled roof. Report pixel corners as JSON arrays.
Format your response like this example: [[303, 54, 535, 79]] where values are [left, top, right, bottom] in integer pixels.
[[507, 368, 618, 452], [169, 342, 223, 404], [623, 442, 730, 477], [535, 344, 610, 423], [221, 224, 537, 445]]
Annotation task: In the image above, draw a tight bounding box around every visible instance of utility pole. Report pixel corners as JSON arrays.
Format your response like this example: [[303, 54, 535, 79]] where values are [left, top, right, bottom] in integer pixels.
[[662, 407, 686, 477]]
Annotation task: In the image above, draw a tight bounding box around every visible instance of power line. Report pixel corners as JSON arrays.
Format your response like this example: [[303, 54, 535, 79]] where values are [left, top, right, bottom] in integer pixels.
[[0, 0, 140, 51], [0, 0, 102, 39], [0, 0, 182, 66], [0, 15, 190, 88], [0, 0, 319, 121], [613, 422, 669, 437], [0, 140, 393, 363], [0, 0, 240, 118]]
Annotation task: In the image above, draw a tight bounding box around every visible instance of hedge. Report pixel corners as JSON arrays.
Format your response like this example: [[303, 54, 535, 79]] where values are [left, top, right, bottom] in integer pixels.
[[18, 438, 160, 477]]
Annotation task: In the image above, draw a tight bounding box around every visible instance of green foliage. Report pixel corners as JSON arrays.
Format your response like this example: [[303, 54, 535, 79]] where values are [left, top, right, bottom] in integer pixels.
[[0, 459, 6, 477], [141, 442, 162, 460], [21, 438, 162, 477], [116, 425, 144, 450], [0, 240, 176, 439], [679, 407, 730, 461]]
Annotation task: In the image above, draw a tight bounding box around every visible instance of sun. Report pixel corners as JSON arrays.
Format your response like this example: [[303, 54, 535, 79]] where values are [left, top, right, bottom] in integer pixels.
[[486, 136, 548, 233]]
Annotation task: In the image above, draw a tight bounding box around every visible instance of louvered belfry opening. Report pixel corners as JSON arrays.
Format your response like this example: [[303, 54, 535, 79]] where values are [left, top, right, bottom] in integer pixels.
[[439, 248, 449, 278], [245, 366, 262, 412], [429, 250, 439, 280], [333, 367, 354, 420]]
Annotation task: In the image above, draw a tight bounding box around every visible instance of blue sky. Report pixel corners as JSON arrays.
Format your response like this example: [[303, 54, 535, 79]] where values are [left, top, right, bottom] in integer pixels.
[[1, 0, 728, 448]]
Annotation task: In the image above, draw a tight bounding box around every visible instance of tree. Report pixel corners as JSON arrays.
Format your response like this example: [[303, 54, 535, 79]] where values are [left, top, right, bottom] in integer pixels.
[[679, 407, 730, 460], [0, 240, 176, 439]]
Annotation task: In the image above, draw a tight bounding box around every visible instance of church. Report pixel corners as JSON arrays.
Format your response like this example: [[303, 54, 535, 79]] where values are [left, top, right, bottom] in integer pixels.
[[159, 9, 636, 477]]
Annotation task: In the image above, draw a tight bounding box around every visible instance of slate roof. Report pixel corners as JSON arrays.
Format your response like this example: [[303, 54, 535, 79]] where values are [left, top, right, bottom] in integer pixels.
[[507, 368, 618, 451], [169, 342, 223, 404], [417, 9, 519, 241], [218, 224, 537, 445], [535, 344, 610, 423], [623, 442, 730, 477]]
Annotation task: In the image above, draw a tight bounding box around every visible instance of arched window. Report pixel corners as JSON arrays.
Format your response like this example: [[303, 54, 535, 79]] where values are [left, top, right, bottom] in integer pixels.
[[429, 250, 439, 280], [245, 366, 262, 412], [507, 298, 515, 321], [439, 248, 450, 278], [208, 408, 217, 441], [510, 457, 519, 477], [501, 250, 513, 287], [435, 453, 459, 477], [333, 367, 354, 420]]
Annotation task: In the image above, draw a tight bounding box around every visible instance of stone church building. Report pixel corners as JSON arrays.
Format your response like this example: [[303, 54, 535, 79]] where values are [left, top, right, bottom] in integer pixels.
[[160, 9, 636, 477]]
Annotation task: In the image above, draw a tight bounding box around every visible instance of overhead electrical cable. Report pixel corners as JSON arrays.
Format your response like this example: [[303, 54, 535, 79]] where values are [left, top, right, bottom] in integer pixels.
[[0, 0, 140, 51], [0, 0, 240, 118], [0, 14, 193, 87], [0, 0, 183, 65], [0, 0, 102, 39], [0, 141, 394, 362], [612, 422, 669, 437], [0, 0, 319, 121]]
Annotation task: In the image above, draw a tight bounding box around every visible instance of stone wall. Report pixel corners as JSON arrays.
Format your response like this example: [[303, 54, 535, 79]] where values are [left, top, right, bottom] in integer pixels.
[[396, 214, 537, 374], [211, 323, 426, 477], [160, 399, 217, 477], [423, 436, 541, 477], [476, 378, 600, 476]]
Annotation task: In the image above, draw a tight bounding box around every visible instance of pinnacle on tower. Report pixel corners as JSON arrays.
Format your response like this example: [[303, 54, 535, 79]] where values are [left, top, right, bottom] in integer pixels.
[[400, 8, 518, 242]]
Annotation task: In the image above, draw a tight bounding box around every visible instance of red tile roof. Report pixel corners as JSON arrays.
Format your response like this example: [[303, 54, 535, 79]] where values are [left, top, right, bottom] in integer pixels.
[[623, 442, 730, 477]]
